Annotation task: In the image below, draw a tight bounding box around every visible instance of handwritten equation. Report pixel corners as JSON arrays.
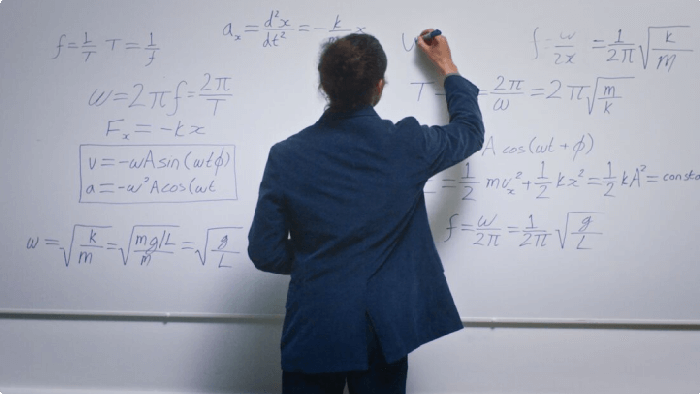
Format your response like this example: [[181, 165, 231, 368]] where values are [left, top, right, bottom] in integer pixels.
[[79, 144, 237, 204], [425, 160, 700, 201], [411, 75, 635, 115], [26, 224, 245, 268], [102, 118, 208, 141], [442, 212, 604, 250], [88, 73, 233, 116], [479, 75, 635, 114], [405, 24, 693, 114], [223, 10, 369, 47], [52, 32, 160, 66], [479, 134, 596, 162], [532, 25, 694, 71]]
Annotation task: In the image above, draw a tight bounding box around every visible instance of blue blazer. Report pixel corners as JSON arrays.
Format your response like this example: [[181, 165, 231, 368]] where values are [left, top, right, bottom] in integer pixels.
[[248, 75, 485, 373]]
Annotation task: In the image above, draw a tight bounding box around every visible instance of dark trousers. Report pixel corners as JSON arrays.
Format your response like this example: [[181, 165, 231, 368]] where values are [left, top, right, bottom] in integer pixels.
[[282, 316, 408, 394]]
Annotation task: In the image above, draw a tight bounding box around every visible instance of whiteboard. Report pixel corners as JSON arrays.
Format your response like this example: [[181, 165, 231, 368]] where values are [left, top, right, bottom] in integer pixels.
[[0, 0, 698, 320]]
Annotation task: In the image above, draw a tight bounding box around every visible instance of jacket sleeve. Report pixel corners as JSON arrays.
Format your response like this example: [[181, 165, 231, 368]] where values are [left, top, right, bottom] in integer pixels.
[[247, 145, 293, 274], [413, 74, 485, 178]]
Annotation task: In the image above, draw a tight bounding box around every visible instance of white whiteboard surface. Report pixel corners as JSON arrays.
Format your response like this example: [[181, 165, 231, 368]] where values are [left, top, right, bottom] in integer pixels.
[[0, 0, 698, 321]]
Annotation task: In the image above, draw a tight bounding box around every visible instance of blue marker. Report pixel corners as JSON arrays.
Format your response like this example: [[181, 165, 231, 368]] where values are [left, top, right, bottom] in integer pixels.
[[420, 29, 442, 42]]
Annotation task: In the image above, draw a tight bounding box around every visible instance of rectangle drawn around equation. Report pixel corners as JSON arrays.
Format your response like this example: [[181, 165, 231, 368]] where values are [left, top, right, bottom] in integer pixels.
[[79, 144, 237, 204]]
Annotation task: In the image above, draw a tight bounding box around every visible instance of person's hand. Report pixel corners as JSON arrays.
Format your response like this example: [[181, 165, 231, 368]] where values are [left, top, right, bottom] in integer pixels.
[[416, 29, 459, 76]]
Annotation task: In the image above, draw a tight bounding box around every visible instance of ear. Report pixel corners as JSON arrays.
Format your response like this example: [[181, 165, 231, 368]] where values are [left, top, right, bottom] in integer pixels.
[[371, 79, 385, 107], [377, 79, 385, 93]]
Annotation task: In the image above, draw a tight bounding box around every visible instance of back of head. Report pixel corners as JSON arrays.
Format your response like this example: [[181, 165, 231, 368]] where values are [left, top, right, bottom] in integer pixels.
[[318, 33, 387, 112]]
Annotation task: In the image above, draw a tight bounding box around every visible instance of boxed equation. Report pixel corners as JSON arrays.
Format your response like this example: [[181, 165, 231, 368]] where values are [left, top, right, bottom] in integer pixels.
[[79, 144, 237, 204]]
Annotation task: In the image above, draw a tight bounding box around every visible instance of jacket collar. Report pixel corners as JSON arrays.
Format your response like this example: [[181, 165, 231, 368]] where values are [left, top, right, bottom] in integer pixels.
[[317, 105, 380, 123]]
